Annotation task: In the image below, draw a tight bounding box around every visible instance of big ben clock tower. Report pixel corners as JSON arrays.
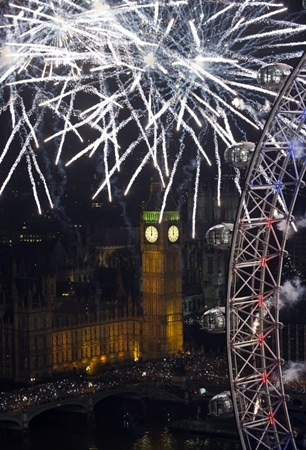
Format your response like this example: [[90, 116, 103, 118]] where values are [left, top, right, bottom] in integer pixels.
[[141, 181, 183, 360]]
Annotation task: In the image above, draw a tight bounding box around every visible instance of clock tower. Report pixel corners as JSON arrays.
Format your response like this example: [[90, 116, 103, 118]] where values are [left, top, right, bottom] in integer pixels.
[[141, 181, 183, 360]]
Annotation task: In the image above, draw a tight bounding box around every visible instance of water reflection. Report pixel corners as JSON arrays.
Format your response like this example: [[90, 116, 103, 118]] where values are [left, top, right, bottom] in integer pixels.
[[131, 427, 240, 450], [1, 397, 241, 450], [133, 428, 175, 449]]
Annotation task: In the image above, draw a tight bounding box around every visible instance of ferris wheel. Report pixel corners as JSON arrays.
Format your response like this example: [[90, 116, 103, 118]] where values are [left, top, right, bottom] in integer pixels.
[[226, 51, 306, 450]]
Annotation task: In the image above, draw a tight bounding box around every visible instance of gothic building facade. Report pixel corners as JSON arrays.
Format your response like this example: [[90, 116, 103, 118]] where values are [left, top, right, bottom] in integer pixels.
[[1, 173, 305, 383], [0, 181, 184, 383], [0, 239, 143, 383]]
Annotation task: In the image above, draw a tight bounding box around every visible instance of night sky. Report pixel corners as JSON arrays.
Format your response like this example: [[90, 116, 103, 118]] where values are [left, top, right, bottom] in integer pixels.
[[0, 1, 306, 233]]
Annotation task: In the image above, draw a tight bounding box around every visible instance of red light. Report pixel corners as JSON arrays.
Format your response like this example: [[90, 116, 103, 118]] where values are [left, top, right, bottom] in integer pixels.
[[258, 295, 264, 307], [268, 412, 275, 424], [258, 333, 264, 345], [261, 257, 267, 267], [261, 372, 268, 383]]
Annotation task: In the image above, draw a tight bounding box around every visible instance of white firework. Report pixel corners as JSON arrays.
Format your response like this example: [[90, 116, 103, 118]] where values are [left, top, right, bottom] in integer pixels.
[[0, 0, 306, 230]]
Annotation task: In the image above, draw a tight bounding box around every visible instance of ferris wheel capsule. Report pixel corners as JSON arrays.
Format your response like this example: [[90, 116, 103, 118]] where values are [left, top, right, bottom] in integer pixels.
[[205, 223, 233, 249], [208, 391, 233, 417], [257, 63, 292, 90], [224, 142, 255, 168], [200, 307, 225, 333]]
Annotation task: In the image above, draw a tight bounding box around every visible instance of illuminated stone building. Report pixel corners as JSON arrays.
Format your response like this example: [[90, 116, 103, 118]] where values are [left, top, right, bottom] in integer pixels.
[[0, 174, 248, 382], [141, 182, 183, 360], [0, 181, 184, 382], [0, 237, 143, 383], [1, 170, 306, 383], [50, 282, 142, 377]]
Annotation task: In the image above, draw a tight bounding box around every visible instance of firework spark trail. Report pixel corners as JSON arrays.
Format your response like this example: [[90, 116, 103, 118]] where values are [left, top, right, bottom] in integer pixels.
[[159, 139, 185, 224], [3, 1, 125, 77], [0, 0, 143, 192], [0, 106, 52, 212], [192, 150, 201, 239], [213, 131, 222, 208], [124, 151, 152, 197], [0, 1, 306, 229]]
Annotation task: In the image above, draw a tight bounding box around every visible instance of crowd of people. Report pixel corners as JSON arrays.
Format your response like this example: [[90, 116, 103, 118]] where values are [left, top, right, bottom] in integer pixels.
[[1, 350, 303, 415], [0, 351, 228, 413]]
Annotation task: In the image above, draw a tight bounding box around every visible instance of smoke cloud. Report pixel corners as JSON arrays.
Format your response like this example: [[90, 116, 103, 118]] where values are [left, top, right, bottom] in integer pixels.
[[283, 361, 305, 383], [295, 213, 306, 229], [276, 212, 306, 237], [279, 277, 306, 309]]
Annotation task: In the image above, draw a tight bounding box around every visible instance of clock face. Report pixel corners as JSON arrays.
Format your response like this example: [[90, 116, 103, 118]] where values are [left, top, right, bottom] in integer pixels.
[[168, 225, 179, 242], [145, 225, 158, 243]]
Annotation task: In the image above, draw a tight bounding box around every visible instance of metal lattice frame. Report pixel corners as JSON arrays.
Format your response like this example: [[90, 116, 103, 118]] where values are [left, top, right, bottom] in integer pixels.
[[227, 51, 306, 450]]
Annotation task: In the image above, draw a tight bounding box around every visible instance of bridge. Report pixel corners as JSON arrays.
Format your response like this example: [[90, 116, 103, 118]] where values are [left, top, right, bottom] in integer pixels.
[[0, 382, 186, 431]]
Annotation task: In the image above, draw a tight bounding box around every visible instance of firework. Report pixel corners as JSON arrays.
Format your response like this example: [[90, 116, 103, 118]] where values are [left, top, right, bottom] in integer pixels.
[[0, 1, 306, 232]]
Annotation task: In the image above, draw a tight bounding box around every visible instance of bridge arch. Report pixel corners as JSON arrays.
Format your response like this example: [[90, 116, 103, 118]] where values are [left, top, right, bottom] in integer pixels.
[[0, 418, 22, 430], [0, 383, 185, 431]]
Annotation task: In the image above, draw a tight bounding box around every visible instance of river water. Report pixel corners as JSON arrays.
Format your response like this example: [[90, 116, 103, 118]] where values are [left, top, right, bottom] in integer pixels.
[[2, 397, 242, 450], [2, 394, 306, 450]]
